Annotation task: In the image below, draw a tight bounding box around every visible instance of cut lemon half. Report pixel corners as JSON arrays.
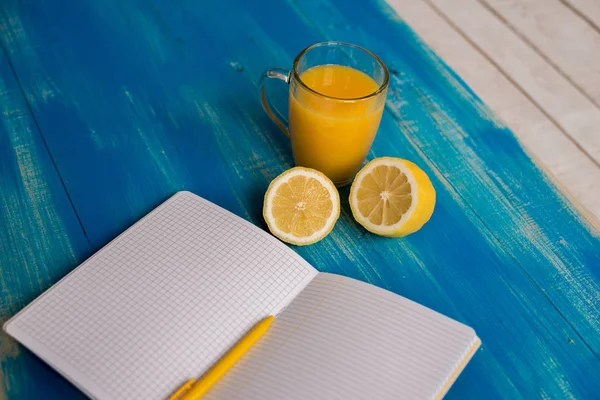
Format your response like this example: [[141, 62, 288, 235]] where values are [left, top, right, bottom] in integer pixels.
[[350, 157, 436, 237], [264, 167, 340, 246]]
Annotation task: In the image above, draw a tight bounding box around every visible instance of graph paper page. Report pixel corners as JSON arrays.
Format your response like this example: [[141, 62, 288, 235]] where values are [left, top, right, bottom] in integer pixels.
[[207, 273, 480, 400], [4, 191, 317, 400]]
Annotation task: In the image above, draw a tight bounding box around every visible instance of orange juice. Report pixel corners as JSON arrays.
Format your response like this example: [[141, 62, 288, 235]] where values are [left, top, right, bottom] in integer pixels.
[[288, 64, 385, 184]]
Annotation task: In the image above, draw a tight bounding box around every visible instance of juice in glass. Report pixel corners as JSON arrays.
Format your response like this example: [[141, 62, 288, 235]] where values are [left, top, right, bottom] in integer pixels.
[[259, 42, 389, 186], [289, 65, 385, 184]]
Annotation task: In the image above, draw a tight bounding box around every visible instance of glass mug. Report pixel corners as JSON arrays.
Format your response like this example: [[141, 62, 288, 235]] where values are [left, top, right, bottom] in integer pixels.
[[259, 41, 389, 186]]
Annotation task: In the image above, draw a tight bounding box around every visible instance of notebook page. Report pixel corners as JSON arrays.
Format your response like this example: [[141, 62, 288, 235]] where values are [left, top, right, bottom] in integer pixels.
[[4, 191, 317, 400], [207, 273, 479, 400]]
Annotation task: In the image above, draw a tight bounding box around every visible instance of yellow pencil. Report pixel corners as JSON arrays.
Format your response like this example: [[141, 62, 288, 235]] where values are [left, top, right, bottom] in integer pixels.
[[169, 316, 274, 400]]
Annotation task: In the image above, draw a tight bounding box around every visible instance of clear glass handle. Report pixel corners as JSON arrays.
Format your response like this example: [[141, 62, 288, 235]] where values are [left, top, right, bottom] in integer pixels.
[[259, 68, 291, 137]]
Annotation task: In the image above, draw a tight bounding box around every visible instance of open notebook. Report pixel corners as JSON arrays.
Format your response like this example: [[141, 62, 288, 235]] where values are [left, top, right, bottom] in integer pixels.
[[4, 191, 479, 400]]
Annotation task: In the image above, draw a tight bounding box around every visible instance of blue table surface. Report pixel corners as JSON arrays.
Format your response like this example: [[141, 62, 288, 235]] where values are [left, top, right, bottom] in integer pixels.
[[1, 0, 600, 398]]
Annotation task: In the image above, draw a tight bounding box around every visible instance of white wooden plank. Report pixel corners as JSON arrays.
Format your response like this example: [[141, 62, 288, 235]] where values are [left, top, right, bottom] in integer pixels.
[[429, 0, 600, 167], [385, 0, 600, 220], [481, 0, 600, 106], [562, 0, 600, 32]]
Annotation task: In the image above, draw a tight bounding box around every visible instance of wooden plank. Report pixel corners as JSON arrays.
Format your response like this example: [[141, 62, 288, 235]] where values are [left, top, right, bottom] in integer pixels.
[[429, 0, 600, 173], [0, 51, 90, 398], [481, 0, 600, 107], [1, 0, 600, 398], [562, 0, 600, 32], [386, 0, 600, 222]]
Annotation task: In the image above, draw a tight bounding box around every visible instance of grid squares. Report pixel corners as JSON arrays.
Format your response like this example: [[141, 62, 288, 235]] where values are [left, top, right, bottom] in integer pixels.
[[10, 192, 316, 400], [205, 273, 478, 400]]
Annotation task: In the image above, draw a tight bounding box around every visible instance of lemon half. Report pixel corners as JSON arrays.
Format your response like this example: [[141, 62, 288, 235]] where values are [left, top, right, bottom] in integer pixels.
[[349, 157, 436, 237], [264, 167, 340, 245]]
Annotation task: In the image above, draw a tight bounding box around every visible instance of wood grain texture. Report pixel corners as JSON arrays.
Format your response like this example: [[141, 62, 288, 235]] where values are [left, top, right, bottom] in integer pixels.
[[386, 0, 600, 225], [562, 0, 600, 31], [0, 50, 90, 399], [430, 0, 600, 175], [481, 0, 600, 107], [0, 0, 600, 398]]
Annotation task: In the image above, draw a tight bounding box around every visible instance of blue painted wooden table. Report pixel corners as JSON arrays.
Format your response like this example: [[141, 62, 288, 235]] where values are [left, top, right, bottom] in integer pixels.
[[1, 0, 600, 398]]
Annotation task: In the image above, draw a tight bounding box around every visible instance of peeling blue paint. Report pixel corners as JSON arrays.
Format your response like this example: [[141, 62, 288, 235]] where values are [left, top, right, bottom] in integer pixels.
[[1, 0, 599, 398]]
